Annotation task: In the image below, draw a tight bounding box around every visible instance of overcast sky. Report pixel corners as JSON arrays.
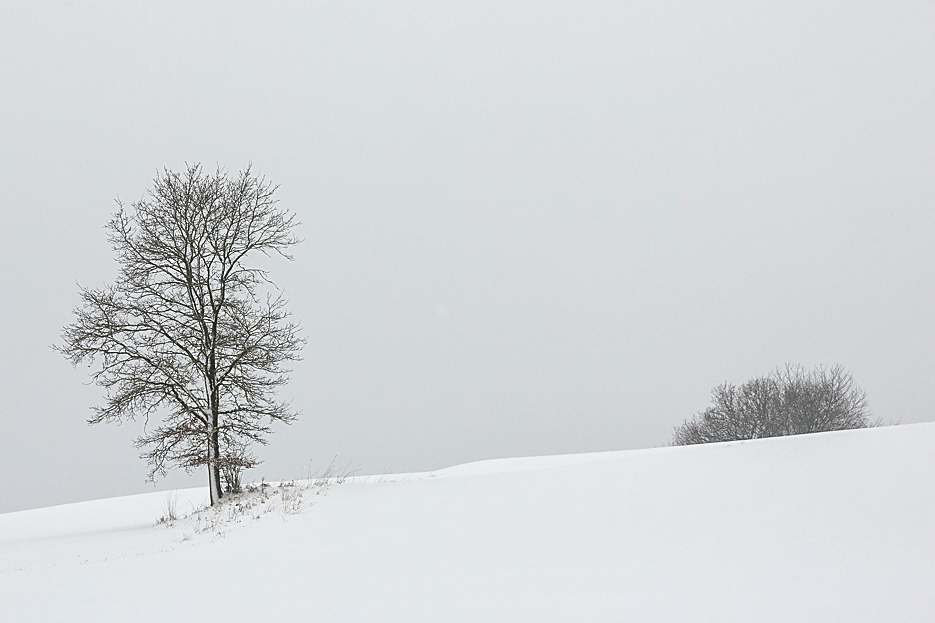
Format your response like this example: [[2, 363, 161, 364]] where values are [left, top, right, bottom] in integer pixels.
[[1, 1, 934, 513]]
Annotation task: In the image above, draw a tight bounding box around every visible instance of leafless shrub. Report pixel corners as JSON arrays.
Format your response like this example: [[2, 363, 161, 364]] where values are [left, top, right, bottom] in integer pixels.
[[673, 364, 873, 445], [219, 444, 258, 495]]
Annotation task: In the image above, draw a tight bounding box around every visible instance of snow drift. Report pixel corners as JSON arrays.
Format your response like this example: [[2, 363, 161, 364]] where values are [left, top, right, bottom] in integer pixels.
[[2, 423, 933, 622]]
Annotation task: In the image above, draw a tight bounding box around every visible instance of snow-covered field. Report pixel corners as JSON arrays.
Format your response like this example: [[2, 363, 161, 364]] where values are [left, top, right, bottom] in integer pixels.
[[2, 423, 933, 622]]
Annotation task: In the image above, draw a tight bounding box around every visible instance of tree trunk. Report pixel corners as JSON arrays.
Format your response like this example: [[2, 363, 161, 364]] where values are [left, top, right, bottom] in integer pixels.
[[207, 425, 221, 506], [212, 426, 223, 500], [207, 361, 223, 505]]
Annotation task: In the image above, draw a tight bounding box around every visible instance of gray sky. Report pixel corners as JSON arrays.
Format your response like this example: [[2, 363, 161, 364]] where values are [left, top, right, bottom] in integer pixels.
[[2, 0, 934, 513]]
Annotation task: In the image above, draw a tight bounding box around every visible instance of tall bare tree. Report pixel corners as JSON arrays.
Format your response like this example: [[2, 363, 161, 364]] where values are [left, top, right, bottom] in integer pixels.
[[672, 364, 872, 446], [58, 164, 303, 505]]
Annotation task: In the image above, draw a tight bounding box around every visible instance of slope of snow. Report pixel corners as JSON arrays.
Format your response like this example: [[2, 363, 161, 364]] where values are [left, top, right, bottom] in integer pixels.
[[2, 423, 933, 622]]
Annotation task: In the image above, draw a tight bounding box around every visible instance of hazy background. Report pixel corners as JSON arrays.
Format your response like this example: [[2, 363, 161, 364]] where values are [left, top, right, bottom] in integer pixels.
[[2, 1, 934, 513]]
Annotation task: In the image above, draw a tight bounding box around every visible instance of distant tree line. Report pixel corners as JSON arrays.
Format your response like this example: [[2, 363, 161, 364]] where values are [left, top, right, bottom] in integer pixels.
[[673, 364, 873, 446]]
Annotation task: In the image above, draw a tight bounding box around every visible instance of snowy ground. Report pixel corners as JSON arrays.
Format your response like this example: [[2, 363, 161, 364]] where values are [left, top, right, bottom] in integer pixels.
[[2, 423, 933, 622]]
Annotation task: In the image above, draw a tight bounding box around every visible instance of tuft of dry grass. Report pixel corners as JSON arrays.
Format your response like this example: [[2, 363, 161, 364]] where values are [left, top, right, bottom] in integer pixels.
[[155, 492, 179, 526]]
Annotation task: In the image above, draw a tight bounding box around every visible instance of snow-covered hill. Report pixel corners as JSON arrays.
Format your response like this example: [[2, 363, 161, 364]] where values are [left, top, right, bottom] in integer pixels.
[[2, 423, 933, 622]]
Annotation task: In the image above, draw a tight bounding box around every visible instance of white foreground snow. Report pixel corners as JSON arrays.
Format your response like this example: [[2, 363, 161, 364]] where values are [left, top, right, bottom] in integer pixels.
[[2, 423, 933, 622]]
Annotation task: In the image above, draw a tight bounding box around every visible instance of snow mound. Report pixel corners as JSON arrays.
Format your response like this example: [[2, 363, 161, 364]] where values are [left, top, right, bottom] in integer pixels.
[[2, 423, 933, 622]]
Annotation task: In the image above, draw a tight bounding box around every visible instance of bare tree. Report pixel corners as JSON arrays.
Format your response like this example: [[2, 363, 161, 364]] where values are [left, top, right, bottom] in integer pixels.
[[57, 164, 303, 505], [672, 364, 872, 446]]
